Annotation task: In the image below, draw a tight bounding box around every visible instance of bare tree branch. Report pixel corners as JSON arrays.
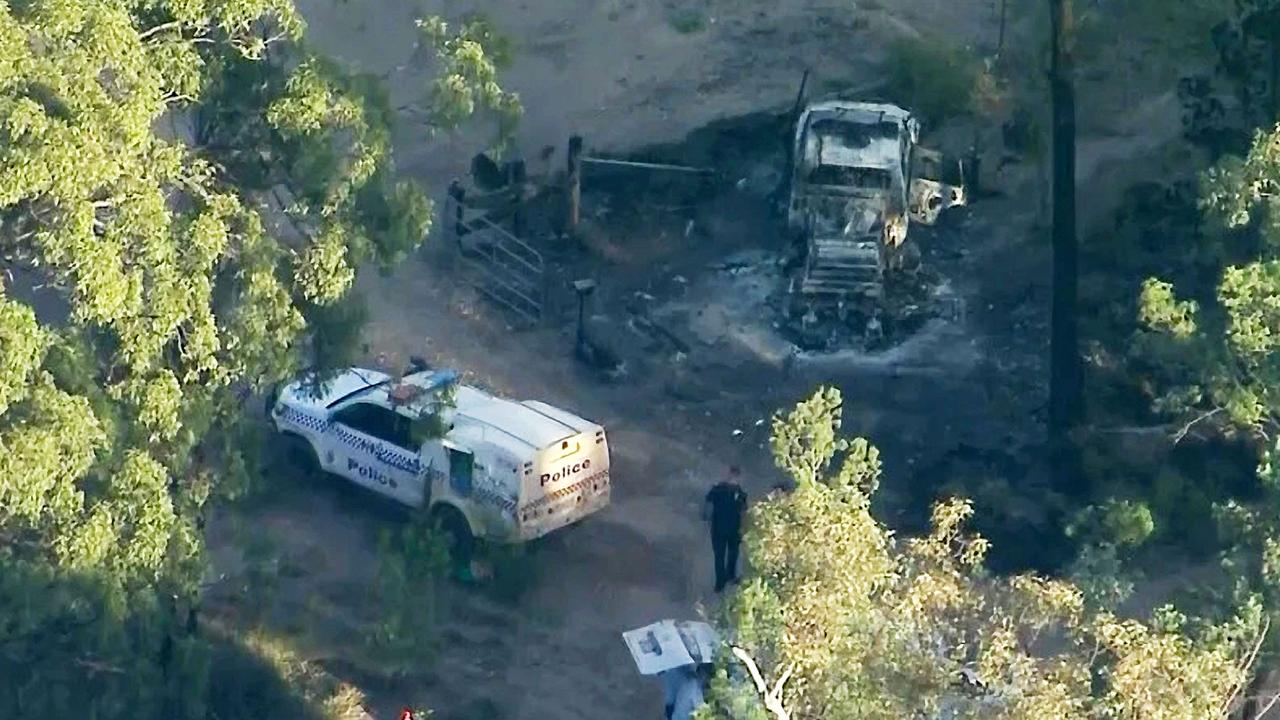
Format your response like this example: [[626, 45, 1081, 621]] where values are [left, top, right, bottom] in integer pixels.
[[1255, 690, 1280, 720], [731, 646, 793, 720], [1221, 618, 1270, 719], [1087, 424, 1176, 437], [137, 21, 183, 42], [75, 657, 125, 675], [1173, 407, 1224, 445], [269, 185, 313, 245]]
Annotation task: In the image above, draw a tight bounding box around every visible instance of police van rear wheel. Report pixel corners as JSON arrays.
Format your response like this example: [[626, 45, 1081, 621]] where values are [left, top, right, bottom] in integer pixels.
[[431, 505, 474, 579]]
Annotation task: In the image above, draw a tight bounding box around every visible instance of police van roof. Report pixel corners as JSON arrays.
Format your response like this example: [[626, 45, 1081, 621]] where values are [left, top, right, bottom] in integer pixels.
[[316, 368, 454, 411], [300, 367, 600, 454], [452, 385, 588, 450]]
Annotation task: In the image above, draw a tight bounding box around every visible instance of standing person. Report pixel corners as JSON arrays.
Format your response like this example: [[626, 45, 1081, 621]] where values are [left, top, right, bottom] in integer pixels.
[[703, 467, 748, 593]]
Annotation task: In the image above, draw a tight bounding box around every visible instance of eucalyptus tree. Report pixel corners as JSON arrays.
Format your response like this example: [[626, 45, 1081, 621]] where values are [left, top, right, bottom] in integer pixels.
[[698, 388, 1268, 720], [0, 1, 515, 716]]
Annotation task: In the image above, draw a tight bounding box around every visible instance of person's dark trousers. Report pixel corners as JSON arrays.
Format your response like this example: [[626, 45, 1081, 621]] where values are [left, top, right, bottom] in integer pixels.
[[712, 530, 741, 592], [665, 704, 673, 720]]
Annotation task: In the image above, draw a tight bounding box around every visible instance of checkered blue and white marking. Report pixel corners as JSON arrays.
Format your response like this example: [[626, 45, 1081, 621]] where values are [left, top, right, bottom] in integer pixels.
[[276, 395, 520, 520], [277, 404, 421, 475], [277, 404, 330, 434]]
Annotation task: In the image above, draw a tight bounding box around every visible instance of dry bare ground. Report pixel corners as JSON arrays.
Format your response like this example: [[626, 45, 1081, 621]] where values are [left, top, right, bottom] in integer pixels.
[[205, 1, 1212, 719]]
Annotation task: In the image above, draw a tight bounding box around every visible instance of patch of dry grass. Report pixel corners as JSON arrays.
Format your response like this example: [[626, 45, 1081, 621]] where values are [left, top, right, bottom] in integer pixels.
[[206, 621, 373, 720]]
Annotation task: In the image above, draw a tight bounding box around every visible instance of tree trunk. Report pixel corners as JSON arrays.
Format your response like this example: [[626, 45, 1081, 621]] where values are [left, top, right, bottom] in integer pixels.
[[566, 135, 583, 238], [1048, 0, 1082, 492], [998, 0, 1008, 57], [1236, 666, 1270, 720], [1271, 12, 1279, 122]]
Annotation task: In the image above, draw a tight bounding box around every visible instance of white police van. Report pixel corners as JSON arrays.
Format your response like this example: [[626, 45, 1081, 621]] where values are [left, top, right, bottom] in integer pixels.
[[267, 365, 611, 548]]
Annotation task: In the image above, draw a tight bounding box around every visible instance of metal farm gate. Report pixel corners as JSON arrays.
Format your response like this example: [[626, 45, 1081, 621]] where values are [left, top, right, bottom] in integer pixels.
[[441, 183, 546, 327]]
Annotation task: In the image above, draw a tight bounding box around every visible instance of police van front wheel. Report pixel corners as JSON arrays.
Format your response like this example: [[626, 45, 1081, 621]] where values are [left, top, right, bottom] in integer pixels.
[[280, 433, 320, 479], [263, 383, 281, 419]]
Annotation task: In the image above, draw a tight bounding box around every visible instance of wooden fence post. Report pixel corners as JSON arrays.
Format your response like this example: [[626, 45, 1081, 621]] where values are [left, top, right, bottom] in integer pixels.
[[447, 180, 466, 251], [509, 159, 527, 238], [567, 135, 583, 237]]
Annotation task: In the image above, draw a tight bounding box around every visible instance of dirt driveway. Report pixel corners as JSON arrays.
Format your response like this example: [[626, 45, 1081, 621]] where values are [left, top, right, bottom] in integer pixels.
[[293, 0, 997, 193]]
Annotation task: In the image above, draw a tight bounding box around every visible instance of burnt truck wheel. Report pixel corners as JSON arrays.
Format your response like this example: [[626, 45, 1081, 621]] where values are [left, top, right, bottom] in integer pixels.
[[431, 505, 475, 578]]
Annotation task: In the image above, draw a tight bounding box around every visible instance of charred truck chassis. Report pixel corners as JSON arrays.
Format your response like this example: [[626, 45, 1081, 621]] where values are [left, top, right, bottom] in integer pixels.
[[784, 100, 966, 327]]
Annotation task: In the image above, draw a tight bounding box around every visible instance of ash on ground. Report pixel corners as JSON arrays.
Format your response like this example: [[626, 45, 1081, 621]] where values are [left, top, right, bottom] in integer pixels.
[[449, 109, 976, 376], [641, 245, 972, 377], [776, 266, 964, 353]]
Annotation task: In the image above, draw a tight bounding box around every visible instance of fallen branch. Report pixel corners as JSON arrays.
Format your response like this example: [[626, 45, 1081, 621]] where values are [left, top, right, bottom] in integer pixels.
[[1172, 408, 1224, 445], [75, 657, 125, 676], [1255, 691, 1280, 720], [137, 20, 183, 42], [1220, 618, 1273, 720], [731, 646, 793, 720], [1085, 424, 1176, 439]]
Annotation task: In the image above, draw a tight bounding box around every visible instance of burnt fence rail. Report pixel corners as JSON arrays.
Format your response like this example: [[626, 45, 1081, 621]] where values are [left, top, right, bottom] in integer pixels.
[[565, 134, 721, 234]]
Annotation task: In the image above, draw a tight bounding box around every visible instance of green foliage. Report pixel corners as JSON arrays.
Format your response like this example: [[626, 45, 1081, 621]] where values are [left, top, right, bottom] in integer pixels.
[[0, 561, 203, 720], [207, 628, 370, 720], [1138, 279, 1199, 340], [1134, 126, 1280, 441], [479, 542, 537, 604], [240, 530, 281, 627], [1064, 499, 1155, 609], [415, 14, 522, 141], [1066, 499, 1155, 548], [406, 381, 456, 446], [0, 290, 48, 414], [1195, 0, 1280, 129], [1211, 440, 1280, 660], [1072, 0, 1234, 82], [305, 290, 370, 379], [371, 510, 450, 674], [295, 223, 357, 306], [769, 386, 880, 495], [353, 170, 434, 270], [885, 36, 980, 125], [668, 7, 709, 34], [0, 0, 510, 716], [701, 388, 1265, 720], [1067, 542, 1138, 609]]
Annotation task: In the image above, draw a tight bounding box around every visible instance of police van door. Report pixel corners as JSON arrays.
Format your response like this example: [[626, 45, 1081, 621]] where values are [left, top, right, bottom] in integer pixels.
[[327, 401, 423, 505], [443, 442, 476, 500], [418, 441, 448, 508]]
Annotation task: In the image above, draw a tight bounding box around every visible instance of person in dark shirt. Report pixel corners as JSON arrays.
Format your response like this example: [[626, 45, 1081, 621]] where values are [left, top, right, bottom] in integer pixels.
[[703, 467, 748, 593]]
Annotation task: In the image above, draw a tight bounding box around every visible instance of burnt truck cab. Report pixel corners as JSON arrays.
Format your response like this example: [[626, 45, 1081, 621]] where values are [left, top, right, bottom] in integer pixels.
[[786, 100, 966, 300]]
